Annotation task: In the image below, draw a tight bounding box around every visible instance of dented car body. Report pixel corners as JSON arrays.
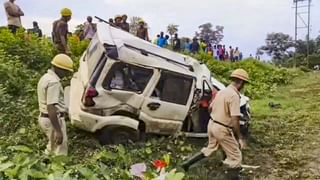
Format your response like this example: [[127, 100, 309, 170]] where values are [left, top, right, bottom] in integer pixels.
[[68, 22, 251, 144]]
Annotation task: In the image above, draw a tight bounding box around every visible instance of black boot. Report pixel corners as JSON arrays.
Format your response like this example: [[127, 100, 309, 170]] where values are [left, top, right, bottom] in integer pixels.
[[181, 152, 206, 171]]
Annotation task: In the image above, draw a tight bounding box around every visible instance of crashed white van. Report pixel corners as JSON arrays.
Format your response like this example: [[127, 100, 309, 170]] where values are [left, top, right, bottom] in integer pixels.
[[68, 21, 251, 144]]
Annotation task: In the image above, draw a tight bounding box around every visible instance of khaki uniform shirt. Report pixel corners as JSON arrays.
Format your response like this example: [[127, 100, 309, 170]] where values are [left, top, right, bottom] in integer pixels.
[[210, 85, 241, 128], [4, 1, 22, 27], [37, 69, 66, 114]]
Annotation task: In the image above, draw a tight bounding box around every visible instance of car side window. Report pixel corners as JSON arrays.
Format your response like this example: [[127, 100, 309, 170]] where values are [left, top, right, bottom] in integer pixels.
[[151, 71, 193, 105], [102, 62, 153, 94]]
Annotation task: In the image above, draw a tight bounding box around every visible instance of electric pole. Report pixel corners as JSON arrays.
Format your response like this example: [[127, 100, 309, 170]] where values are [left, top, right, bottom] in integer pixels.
[[307, 0, 311, 68], [293, 0, 312, 68], [294, 0, 298, 68]]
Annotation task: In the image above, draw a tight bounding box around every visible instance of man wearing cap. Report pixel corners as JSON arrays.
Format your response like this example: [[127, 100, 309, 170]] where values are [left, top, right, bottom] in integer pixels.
[[37, 54, 73, 156], [114, 15, 122, 28], [120, 14, 130, 32], [3, 0, 24, 34], [136, 20, 149, 41], [52, 8, 72, 55], [181, 69, 250, 179]]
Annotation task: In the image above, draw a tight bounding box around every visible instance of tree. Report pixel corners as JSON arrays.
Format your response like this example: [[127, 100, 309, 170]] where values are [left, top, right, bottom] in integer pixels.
[[129, 16, 148, 36], [258, 32, 294, 64], [295, 39, 317, 56], [74, 24, 84, 40], [195, 23, 224, 44], [316, 35, 320, 53], [167, 24, 179, 44]]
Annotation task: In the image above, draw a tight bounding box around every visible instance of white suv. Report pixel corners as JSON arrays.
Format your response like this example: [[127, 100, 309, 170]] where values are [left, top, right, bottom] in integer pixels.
[[67, 22, 251, 144]]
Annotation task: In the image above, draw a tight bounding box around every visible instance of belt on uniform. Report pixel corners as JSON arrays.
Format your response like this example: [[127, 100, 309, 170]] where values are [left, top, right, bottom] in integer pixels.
[[212, 119, 233, 129], [40, 112, 65, 118]]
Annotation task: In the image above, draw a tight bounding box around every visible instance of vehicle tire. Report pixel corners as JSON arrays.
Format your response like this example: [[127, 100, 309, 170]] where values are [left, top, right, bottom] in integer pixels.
[[98, 126, 139, 145]]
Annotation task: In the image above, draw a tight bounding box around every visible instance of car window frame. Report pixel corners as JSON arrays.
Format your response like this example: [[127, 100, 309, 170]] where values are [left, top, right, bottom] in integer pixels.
[[203, 80, 212, 93], [102, 62, 154, 94], [151, 70, 194, 105]]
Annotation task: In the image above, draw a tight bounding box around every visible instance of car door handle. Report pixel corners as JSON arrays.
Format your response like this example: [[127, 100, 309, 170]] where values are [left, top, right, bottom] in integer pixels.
[[147, 102, 161, 111]]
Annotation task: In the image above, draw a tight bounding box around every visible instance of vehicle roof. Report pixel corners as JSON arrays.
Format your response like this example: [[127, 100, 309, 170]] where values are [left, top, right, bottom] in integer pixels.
[[184, 57, 222, 88], [95, 23, 195, 77]]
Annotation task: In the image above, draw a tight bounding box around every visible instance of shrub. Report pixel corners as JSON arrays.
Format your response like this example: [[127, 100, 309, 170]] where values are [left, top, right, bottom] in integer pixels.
[[192, 52, 298, 98], [0, 29, 55, 73]]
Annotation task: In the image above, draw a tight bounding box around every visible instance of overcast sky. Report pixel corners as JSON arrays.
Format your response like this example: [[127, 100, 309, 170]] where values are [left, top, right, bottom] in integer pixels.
[[1, 0, 319, 58]]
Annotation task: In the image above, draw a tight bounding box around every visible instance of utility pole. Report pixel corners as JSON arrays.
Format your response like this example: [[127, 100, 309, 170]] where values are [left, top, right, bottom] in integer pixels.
[[307, 0, 311, 68], [293, 0, 312, 68], [294, 0, 298, 68]]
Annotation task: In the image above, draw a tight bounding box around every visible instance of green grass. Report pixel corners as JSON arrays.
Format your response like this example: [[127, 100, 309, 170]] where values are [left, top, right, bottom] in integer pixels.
[[183, 72, 320, 179], [247, 72, 320, 179]]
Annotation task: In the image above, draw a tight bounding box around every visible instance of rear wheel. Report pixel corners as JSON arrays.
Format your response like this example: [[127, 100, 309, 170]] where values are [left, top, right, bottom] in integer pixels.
[[98, 126, 139, 145]]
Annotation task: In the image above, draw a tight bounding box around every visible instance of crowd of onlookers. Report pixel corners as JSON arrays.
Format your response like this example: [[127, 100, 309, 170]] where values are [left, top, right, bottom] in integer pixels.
[[152, 32, 244, 61], [102, 15, 247, 62], [2, 0, 247, 61], [184, 39, 244, 62], [76, 14, 150, 42]]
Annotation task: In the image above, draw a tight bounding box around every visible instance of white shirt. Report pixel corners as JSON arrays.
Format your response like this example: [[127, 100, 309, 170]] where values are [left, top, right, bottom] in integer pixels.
[[83, 22, 96, 40], [4, 1, 23, 27]]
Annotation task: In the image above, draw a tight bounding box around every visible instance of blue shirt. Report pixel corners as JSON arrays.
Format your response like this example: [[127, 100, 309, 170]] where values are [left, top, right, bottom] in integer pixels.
[[184, 43, 190, 51], [158, 37, 168, 48]]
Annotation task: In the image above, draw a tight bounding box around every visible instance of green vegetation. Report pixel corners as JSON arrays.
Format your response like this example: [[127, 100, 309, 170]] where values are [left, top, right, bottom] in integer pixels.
[[258, 32, 320, 69], [193, 52, 299, 98], [1, 29, 319, 179]]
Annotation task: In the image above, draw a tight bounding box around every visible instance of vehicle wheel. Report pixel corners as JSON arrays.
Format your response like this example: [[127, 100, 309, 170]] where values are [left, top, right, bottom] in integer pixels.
[[98, 126, 139, 145]]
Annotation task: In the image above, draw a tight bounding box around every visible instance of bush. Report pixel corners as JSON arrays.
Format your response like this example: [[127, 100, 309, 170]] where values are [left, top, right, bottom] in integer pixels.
[[0, 29, 55, 73], [282, 53, 320, 69], [299, 66, 311, 72], [0, 30, 88, 135], [192, 52, 298, 98]]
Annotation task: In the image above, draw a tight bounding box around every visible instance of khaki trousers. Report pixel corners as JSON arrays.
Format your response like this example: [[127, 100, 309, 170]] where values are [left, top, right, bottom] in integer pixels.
[[38, 116, 68, 156], [201, 120, 242, 168]]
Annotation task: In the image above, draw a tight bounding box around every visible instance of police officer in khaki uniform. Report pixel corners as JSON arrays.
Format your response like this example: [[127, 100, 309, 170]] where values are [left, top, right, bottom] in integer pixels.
[[37, 54, 73, 156], [181, 69, 250, 179]]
